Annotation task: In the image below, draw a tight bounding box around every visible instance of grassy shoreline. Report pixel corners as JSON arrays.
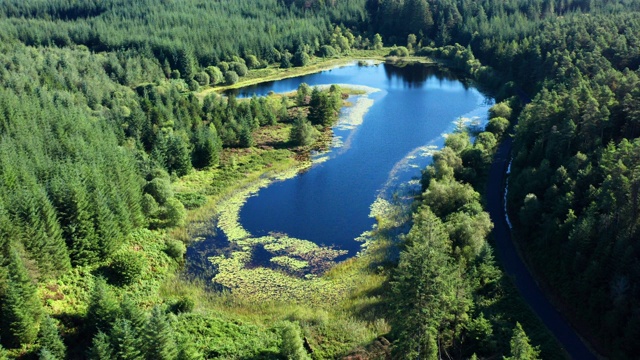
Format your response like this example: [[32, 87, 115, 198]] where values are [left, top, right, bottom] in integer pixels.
[[163, 83, 398, 357], [195, 48, 420, 99]]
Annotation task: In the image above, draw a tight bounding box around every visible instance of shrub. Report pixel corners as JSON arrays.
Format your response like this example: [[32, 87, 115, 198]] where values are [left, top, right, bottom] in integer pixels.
[[205, 66, 224, 85], [293, 50, 310, 67], [232, 62, 248, 77], [110, 250, 147, 285], [164, 239, 186, 261], [174, 192, 207, 209], [319, 45, 339, 58], [225, 71, 239, 85], [279, 322, 309, 360], [164, 198, 186, 227], [485, 117, 510, 138], [194, 71, 210, 86], [489, 102, 512, 120], [388, 46, 409, 57], [142, 193, 159, 216], [144, 178, 173, 205], [218, 61, 230, 72], [245, 55, 261, 69], [187, 79, 199, 91], [171, 296, 195, 314]]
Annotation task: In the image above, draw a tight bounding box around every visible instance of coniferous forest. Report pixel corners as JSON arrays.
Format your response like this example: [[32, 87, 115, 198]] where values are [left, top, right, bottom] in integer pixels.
[[0, 0, 639, 359]]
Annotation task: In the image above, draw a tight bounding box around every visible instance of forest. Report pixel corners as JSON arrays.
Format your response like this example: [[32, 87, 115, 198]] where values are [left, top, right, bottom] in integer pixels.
[[0, 0, 639, 359]]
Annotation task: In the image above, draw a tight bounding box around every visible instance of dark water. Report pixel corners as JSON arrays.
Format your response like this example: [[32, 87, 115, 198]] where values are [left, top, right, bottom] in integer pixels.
[[233, 62, 493, 257]]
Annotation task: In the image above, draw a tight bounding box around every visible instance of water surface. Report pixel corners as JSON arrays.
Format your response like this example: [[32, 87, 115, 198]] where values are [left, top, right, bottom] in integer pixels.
[[235, 62, 493, 257]]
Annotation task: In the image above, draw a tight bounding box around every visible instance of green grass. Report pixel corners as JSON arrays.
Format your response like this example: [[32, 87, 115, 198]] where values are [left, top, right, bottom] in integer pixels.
[[196, 48, 391, 100]]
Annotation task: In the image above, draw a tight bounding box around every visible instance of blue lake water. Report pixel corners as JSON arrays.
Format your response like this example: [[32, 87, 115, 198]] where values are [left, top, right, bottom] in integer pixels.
[[186, 62, 492, 278], [234, 62, 493, 257]]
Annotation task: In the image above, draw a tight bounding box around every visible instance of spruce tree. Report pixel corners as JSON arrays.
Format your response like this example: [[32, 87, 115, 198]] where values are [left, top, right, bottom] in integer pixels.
[[87, 331, 114, 360], [92, 187, 121, 260], [86, 277, 119, 334], [145, 307, 177, 360], [110, 318, 144, 360], [38, 316, 66, 359], [38, 348, 58, 360], [0, 248, 41, 348], [119, 296, 147, 338], [504, 323, 541, 360], [391, 206, 455, 359]]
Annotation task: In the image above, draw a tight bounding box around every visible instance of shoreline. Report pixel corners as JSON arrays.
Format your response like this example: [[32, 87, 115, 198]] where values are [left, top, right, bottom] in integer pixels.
[[196, 57, 385, 99], [184, 87, 383, 302]]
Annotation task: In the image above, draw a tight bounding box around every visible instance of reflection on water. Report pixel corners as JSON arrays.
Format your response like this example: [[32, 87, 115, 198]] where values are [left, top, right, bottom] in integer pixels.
[[191, 62, 492, 274]]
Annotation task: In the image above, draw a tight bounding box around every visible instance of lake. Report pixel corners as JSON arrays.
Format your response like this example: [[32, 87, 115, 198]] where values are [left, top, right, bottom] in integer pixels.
[[187, 61, 493, 278]]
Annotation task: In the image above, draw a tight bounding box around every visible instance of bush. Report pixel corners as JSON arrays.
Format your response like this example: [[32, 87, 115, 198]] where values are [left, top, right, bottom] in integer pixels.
[[187, 79, 199, 91], [194, 71, 210, 86], [225, 71, 239, 85], [475, 132, 497, 151], [144, 178, 173, 205], [293, 50, 310, 67], [279, 322, 309, 360], [319, 45, 339, 58], [171, 296, 195, 314], [232, 62, 248, 77], [218, 61, 230, 72], [485, 117, 510, 138], [174, 192, 207, 209], [489, 102, 512, 120], [110, 250, 147, 285], [280, 50, 292, 68], [245, 55, 261, 69], [388, 46, 409, 57], [142, 193, 159, 216], [148, 167, 170, 181], [205, 66, 224, 85], [164, 198, 186, 227], [164, 239, 186, 261]]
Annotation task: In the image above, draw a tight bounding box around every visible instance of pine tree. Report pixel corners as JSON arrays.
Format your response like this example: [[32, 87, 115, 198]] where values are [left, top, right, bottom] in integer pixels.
[[391, 206, 455, 359], [39, 348, 58, 360], [92, 186, 121, 260], [110, 318, 144, 360], [15, 185, 71, 274], [145, 307, 177, 360], [38, 316, 66, 359], [0, 247, 42, 348], [86, 277, 119, 334], [119, 296, 147, 338], [504, 323, 541, 360], [87, 331, 114, 360]]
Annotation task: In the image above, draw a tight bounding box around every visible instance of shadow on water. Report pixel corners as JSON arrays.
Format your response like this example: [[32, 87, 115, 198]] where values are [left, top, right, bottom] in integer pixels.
[[383, 62, 470, 89]]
